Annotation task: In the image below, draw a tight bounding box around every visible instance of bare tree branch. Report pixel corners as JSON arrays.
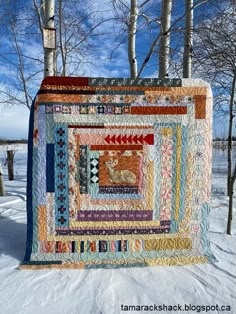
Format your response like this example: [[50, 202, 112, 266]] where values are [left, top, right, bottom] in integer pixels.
[[137, 0, 209, 78]]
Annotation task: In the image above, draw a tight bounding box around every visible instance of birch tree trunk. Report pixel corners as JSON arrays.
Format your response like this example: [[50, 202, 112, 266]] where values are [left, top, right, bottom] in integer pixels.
[[227, 71, 236, 235], [183, 0, 193, 78], [158, 0, 172, 78], [128, 0, 138, 79], [44, 0, 55, 77]]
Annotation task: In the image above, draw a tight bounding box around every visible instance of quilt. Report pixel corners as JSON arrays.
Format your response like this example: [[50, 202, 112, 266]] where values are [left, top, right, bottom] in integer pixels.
[[21, 77, 216, 269]]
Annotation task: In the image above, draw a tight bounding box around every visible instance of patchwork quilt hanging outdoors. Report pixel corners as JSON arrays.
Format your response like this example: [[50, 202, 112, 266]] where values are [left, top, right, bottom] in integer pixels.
[[21, 77, 216, 269]]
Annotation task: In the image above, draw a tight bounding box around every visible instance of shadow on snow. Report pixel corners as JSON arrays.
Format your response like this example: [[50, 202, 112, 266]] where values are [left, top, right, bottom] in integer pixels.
[[0, 216, 26, 262]]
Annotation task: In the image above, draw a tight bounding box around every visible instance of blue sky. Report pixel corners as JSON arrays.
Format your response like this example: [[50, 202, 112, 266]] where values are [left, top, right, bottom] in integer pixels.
[[0, 0, 232, 139]]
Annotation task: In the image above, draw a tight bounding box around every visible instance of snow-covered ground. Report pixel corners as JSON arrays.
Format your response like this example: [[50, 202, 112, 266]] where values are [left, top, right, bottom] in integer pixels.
[[0, 149, 235, 314]]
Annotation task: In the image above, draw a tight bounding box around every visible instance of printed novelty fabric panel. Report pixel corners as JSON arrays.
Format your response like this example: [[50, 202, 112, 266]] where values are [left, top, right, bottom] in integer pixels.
[[21, 77, 216, 269]]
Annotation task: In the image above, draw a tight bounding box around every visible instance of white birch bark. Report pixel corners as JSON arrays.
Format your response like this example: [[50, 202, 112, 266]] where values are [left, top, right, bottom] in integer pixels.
[[44, 0, 55, 77], [183, 0, 193, 78], [158, 0, 172, 78], [128, 0, 138, 79]]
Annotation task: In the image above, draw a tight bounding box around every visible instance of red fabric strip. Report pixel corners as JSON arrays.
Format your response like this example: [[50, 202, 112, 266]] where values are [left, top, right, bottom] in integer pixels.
[[41, 76, 89, 87]]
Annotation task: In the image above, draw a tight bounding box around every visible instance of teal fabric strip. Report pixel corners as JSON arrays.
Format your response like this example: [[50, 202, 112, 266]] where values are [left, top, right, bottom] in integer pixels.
[[171, 124, 177, 233], [54, 124, 69, 228], [32, 147, 39, 254]]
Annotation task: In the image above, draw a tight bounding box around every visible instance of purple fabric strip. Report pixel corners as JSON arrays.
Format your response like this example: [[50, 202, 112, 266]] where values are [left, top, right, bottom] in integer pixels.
[[99, 186, 139, 194], [77, 210, 153, 221], [55, 226, 170, 236], [160, 220, 171, 226]]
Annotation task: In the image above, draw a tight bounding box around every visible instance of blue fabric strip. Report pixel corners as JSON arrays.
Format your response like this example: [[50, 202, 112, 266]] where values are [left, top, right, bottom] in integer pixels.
[[23, 99, 35, 262], [46, 144, 55, 192]]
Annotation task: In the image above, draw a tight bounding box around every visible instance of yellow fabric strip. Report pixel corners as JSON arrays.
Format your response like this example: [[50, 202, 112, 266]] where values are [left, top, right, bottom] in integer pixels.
[[40, 84, 207, 94], [144, 238, 192, 251], [38, 206, 47, 241], [144, 87, 207, 96], [69, 220, 161, 228], [147, 160, 154, 209], [46, 233, 184, 242]]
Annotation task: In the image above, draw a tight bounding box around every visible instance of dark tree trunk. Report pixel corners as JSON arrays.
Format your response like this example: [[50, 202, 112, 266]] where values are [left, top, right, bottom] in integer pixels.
[[7, 150, 14, 181], [226, 73, 236, 235], [0, 162, 6, 196]]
